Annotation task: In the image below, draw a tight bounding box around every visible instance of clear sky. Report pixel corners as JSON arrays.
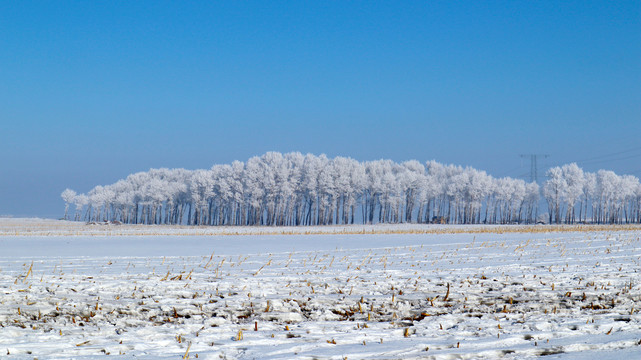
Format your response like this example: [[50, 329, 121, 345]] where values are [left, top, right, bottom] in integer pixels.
[[1, 1, 640, 218]]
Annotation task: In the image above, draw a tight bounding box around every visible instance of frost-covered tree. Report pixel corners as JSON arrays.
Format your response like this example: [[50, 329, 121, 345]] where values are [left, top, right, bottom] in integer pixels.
[[543, 167, 565, 224], [560, 163, 584, 224], [582, 172, 597, 223], [60, 189, 76, 220]]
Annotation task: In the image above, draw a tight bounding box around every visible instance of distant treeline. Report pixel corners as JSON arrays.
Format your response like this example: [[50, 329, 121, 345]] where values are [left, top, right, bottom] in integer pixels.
[[61, 152, 641, 226], [543, 163, 641, 224]]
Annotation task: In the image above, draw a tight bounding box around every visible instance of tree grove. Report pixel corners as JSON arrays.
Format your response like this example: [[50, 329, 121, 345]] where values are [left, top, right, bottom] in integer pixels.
[[61, 152, 641, 226]]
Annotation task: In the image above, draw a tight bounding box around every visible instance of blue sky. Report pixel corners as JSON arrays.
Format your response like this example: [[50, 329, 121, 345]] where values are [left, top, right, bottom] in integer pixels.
[[1, 1, 640, 217]]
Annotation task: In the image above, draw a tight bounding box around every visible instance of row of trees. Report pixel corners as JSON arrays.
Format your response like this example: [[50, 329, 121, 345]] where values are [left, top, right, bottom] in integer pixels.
[[61, 152, 542, 226], [61, 152, 641, 226], [543, 163, 641, 224]]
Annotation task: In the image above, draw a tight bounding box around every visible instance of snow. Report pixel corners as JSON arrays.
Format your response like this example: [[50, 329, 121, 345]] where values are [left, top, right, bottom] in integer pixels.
[[1, 219, 640, 359]]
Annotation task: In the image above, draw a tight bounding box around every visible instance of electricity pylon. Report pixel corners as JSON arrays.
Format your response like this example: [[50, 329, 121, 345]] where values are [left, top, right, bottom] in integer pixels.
[[520, 154, 550, 183]]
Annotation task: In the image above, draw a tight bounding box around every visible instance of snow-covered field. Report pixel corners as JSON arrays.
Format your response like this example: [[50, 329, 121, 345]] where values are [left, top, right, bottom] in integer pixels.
[[1, 220, 640, 359]]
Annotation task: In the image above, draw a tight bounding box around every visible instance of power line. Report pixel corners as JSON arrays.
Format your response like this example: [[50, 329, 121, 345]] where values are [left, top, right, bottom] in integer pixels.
[[546, 146, 641, 168], [571, 146, 641, 164], [546, 148, 641, 172], [497, 165, 525, 178], [574, 152, 641, 166]]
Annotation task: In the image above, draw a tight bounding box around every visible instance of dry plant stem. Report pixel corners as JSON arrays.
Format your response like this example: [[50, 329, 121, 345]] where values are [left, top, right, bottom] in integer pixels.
[[183, 342, 191, 359], [444, 283, 450, 302]]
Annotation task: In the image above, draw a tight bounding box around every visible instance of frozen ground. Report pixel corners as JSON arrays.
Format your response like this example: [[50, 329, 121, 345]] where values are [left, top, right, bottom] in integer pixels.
[[0, 220, 640, 359]]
